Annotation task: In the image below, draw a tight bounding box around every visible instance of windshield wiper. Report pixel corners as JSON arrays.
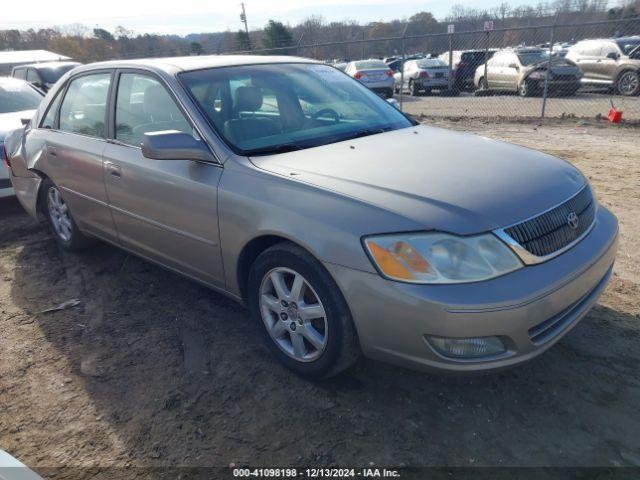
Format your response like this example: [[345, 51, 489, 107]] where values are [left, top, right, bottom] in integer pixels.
[[340, 126, 392, 142], [245, 143, 306, 156]]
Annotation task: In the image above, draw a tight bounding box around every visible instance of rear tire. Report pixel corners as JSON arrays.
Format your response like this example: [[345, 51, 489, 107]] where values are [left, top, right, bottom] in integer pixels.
[[409, 79, 420, 96], [40, 178, 92, 251], [616, 70, 640, 96], [248, 242, 360, 379]]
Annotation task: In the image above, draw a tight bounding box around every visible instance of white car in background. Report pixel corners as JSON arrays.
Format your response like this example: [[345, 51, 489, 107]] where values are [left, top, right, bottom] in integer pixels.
[[394, 58, 450, 96], [0, 77, 43, 198], [344, 59, 395, 98]]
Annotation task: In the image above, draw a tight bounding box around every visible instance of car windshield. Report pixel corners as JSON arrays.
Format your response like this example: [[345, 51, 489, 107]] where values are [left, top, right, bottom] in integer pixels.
[[616, 39, 640, 55], [180, 63, 412, 156], [416, 59, 447, 68], [517, 51, 549, 66], [39, 64, 79, 83], [0, 78, 43, 114], [353, 60, 387, 70]]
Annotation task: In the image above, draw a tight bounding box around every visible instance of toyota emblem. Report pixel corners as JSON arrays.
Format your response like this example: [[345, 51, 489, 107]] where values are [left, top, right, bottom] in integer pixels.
[[567, 212, 579, 230]]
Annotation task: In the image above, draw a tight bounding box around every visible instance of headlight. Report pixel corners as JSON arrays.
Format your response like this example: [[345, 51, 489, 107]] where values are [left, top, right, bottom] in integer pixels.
[[363, 232, 522, 284]]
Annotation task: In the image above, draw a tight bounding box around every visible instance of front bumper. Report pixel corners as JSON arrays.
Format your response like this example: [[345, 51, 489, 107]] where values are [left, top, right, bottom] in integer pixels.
[[325, 206, 618, 373]]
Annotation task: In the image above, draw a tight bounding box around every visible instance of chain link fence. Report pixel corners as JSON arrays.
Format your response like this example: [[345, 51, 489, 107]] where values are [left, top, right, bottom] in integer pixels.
[[218, 16, 640, 122]]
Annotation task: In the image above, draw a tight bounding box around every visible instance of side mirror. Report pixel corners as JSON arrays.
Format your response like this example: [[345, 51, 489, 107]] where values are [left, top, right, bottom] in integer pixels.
[[606, 52, 619, 60], [141, 130, 216, 163]]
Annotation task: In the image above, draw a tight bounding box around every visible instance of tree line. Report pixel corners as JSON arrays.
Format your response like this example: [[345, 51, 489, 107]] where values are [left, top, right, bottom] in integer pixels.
[[0, 0, 638, 64]]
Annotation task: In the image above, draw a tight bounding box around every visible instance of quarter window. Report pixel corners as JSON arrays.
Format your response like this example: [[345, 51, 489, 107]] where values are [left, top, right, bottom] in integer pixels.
[[59, 73, 111, 138], [41, 90, 64, 129], [115, 73, 193, 146]]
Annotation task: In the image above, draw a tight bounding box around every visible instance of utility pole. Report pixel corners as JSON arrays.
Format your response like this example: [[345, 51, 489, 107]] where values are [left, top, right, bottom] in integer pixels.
[[240, 2, 251, 50]]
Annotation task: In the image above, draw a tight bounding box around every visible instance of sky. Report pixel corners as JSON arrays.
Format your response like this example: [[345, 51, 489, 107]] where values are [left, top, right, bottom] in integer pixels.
[[0, 0, 545, 36]]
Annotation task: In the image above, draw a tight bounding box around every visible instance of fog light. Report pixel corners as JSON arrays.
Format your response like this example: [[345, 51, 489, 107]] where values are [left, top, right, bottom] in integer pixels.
[[426, 336, 506, 359]]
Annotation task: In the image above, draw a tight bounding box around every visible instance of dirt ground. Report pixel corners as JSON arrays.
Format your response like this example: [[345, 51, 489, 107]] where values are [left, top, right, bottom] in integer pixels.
[[0, 119, 639, 478]]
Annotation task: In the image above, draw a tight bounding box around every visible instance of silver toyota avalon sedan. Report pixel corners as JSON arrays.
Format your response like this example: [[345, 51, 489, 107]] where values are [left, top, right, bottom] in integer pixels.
[[5, 56, 618, 378]]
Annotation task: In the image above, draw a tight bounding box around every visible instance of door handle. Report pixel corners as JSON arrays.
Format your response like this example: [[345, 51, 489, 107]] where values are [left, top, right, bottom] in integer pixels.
[[48, 146, 57, 157], [105, 162, 122, 178]]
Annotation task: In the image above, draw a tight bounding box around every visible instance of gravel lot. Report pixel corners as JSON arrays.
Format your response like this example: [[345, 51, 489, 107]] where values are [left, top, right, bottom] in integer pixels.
[[0, 119, 639, 478], [400, 91, 640, 120]]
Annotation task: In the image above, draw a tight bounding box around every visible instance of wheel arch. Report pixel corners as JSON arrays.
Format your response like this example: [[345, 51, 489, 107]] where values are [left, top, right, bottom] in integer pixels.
[[236, 234, 307, 304]]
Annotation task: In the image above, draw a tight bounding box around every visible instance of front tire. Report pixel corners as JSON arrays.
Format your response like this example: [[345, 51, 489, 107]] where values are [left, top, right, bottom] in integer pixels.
[[519, 79, 536, 97], [41, 178, 92, 251], [616, 70, 640, 96], [248, 242, 360, 379]]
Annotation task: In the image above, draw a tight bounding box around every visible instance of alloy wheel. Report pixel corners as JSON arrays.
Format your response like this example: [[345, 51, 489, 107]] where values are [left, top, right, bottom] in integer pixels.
[[259, 267, 328, 362], [47, 187, 72, 242], [618, 71, 639, 96]]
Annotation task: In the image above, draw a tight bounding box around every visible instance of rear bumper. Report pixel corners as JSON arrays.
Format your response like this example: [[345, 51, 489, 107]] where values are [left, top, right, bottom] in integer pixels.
[[362, 78, 395, 90], [418, 78, 449, 89], [8, 169, 41, 219], [325, 206, 618, 374]]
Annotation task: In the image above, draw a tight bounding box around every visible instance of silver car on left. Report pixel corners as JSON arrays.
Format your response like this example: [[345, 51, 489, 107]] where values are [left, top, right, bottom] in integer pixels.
[[0, 77, 44, 198]]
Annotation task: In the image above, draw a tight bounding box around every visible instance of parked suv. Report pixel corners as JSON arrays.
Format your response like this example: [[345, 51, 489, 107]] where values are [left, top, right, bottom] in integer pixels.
[[12, 61, 81, 92], [565, 37, 640, 96], [439, 49, 496, 92], [474, 47, 582, 97]]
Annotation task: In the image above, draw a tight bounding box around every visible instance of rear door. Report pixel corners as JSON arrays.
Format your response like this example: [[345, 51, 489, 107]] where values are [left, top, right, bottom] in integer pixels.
[[102, 69, 225, 287], [42, 71, 118, 243]]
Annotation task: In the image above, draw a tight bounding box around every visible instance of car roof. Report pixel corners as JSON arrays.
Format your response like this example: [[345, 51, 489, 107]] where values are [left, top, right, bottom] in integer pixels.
[[71, 55, 319, 75], [16, 61, 82, 70]]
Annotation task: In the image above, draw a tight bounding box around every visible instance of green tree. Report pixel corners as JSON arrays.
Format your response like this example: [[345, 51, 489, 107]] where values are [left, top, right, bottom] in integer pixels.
[[190, 41, 203, 55], [236, 29, 251, 51], [262, 20, 293, 54], [93, 28, 115, 43]]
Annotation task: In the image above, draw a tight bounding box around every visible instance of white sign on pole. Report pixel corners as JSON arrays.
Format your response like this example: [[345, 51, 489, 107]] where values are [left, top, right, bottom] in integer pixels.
[[484, 20, 494, 31], [447, 24, 455, 34]]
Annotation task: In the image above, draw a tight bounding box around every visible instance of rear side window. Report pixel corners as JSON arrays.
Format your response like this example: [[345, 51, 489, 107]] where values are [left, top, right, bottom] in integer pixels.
[[115, 73, 193, 147], [59, 73, 111, 138], [13, 68, 27, 80], [26, 69, 40, 83]]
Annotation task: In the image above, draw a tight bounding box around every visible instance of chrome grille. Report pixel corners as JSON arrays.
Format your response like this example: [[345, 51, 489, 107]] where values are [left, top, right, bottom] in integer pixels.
[[504, 186, 595, 258]]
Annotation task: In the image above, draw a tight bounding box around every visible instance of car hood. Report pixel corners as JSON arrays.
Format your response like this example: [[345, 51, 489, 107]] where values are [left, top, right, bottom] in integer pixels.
[[0, 110, 34, 141], [249, 125, 586, 235]]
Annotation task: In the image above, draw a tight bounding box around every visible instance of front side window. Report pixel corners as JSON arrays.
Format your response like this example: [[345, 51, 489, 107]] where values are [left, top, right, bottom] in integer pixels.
[[180, 63, 412, 156], [115, 73, 193, 147], [59, 73, 111, 137]]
